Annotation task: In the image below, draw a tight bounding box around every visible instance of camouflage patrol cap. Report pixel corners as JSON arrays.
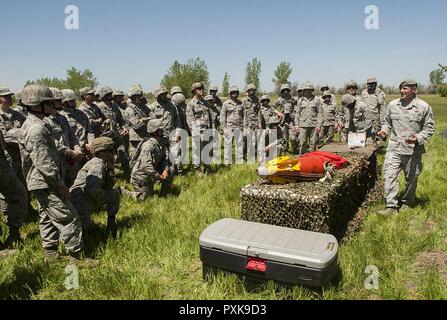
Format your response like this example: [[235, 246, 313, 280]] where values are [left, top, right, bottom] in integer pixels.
[[322, 91, 332, 98], [170, 86, 183, 95], [367, 77, 377, 84], [229, 85, 240, 93], [128, 86, 143, 97], [245, 83, 257, 92], [79, 87, 96, 97], [61, 89, 77, 103], [280, 84, 291, 92], [147, 118, 163, 134], [260, 95, 270, 102], [49, 87, 64, 101], [209, 84, 218, 92], [98, 86, 113, 100], [345, 81, 359, 90], [341, 94, 356, 106], [91, 137, 114, 155], [21, 84, 54, 106], [268, 115, 281, 125], [154, 86, 169, 99], [171, 93, 186, 105], [399, 79, 418, 89], [0, 87, 14, 96], [302, 82, 315, 90], [113, 90, 125, 97], [191, 82, 204, 93], [204, 95, 214, 101]]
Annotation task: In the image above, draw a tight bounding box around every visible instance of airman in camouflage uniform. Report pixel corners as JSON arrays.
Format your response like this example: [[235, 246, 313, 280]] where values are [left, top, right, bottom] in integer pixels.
[[209, 84, 223, 113], [78, 87, 106, 138], [170, 86, 189, 134], [259, 95, 275, 130], [0, 128, 27, 250], [339, 81, 371, 143], [243, 84, 260, 162], [125, 119, 173, 200], [187, 83, 212, 175], [319, 84, 337, 105], [19, 85, 83, 260], [294, 82, 322, 155], [294, 84, 304, 106], [274, 84, 297, 153], [124, 86, 150, 159], [377, 80, 435, 215], [220, 85, 244, 165], [361, 77, 386, 145], [96, 87, 130, 181], [112, 90, 127, 113], [319, 91, 337, 146], [170, 88, 188, 175], [205, 95, 220, 130], [70, 137, 120, 236]]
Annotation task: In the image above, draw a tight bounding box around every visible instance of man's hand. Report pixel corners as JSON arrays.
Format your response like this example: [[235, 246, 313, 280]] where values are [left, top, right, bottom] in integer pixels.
[[176, 135, 181, 143], [160, 169, 169, 181], [316, 127, 321, 134], [276, 112, 285, 119], [121, 128, 129, 137], [377, 130, 387, 139], [405, 133, 418, 145]]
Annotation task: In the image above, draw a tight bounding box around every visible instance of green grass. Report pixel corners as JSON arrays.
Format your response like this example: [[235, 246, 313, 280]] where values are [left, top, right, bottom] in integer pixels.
[[1, 95, 447, 300]]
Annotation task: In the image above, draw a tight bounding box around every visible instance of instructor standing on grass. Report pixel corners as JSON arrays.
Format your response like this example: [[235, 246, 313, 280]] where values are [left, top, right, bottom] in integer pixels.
[[377, 80, 435, 215]]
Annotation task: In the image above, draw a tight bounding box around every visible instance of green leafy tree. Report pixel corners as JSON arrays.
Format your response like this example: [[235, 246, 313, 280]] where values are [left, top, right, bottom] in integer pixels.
[[245, 58, 262, 90], [25, 77, 66, 89], [222, 72, 230, 97], [429, 63, 447, 93], [161, 58, 209, 98], [272, 62, 292, 93]]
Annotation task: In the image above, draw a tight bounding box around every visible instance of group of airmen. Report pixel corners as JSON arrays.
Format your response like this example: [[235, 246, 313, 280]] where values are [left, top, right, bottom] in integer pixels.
[[0, 75, 435, 263]]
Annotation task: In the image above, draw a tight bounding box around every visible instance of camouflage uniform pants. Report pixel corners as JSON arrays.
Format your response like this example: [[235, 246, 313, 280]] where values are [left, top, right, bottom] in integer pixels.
[[192, 132, 212, 171], [33, 189, 83, 253], [299, 127, 317, 155], [383, 151, 422, 208], [243, 128, 261, 163], [70, 189, 120, 231], [223, 128, 244, 165], [129, 140, 141, 160], [128, 175, 174, 201], [0, 163, 27, 228], [319, 125, 335, 146]]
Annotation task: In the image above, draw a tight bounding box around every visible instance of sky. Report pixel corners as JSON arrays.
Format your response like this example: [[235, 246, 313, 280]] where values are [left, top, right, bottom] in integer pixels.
[[1, 0, 446, 93]]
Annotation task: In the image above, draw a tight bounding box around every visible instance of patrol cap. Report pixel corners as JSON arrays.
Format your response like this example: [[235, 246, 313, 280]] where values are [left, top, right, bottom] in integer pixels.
[[21, 84, 55, 107], [191, 82, 204, 93], [113, 90, 125, 97], [61, 89, 77, 103], [154, 86, 169, 99], [280, 84, 291, 92], [79, 87, 96, 97], [170, 86, 182, 95], [345, 81, 359, 90], [229, 85, 240, 93], [91, 137, 115, 155], [260, 95, 270, 102], [322, 90, 332, 98], [268, 115, 281, 125], [98, 86, 113, 100], [204, 95, 214, 101], [399, 79, 418, 89], [49, 87, 64, 101], [171, 93, 185, 105], [302, 81, 315, 90], [245, 83, 257, 92], [147, 118, 164, 134], [0, 87, 14, 96], [367, 77, 377, 84], [209, 84, 218, 92], [341, 94, 356, 106]]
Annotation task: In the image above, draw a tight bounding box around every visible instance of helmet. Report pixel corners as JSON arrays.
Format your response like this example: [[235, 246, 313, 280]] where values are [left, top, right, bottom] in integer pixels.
[[320, 84, 330, 91], [147, 118, 163, 134], [302, 82, 314, 90], [21, 84, 54, 106], [79, 87, 96, 97], [399, 79, 418, 89], [345, 81, 359, 90], [61, 89, 77, 103], [171, 93, 186, 105], [245, 83, 257, 92], [98, 86, 113, 100], [154, 86, 169, 99], [191, 82, 204, 93], [209, 84, 218, 92], [268, 115, 281, 125], [229, 85, 240, 93], [204, 95, 214, 101], [49, 87, 64, 101], [0, 87, 14, 96], [296, 84, 304, 92], [367, 77, 377, 84], [341, 94, 356, 106], [128, 86, 144, 97], [322, 90, 332, 99], [113, 90, 125, 97], [260, 95, 270, 102], [280, 84, 291, 92], [91, 137, 114, 155], [170, 86, 183, 95]]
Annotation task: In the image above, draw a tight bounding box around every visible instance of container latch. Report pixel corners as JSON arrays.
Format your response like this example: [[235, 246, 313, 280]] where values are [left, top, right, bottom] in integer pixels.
[[245, 257, 267, 272]]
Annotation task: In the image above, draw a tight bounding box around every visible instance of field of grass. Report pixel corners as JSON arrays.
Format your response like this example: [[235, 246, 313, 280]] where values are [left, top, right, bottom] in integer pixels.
[[1, 94, 446, 300]]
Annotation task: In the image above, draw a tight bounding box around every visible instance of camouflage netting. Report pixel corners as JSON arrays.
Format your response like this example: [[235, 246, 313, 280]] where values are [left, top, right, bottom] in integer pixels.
[[241, 150, 382, 240]]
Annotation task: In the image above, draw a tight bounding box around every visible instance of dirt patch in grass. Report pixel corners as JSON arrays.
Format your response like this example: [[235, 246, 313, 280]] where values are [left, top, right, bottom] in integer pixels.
[[408, 218, 438, 236], [413, 250, 447, 282]]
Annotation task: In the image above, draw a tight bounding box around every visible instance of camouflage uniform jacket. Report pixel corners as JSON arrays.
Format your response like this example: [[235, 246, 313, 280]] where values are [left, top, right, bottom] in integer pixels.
[[148, 101, 181, 139], [124, 102, 150, 143], [0, 129, 11, 168], [60, 109, 95, 149], [220, 98, 244, 130], [274, 96, 296, 122], [21, 112, 65, 191], [96, 101, 123, 142], [320, 101, 338, 127], [207, 102, 220, 130], [186, 97, 212, 134], [338, 96, 371, 133], [45, 113, 80, 151], [259, 105, 276, 129], [294, 96, 323, 128], [173, 101, 188, 131], [361, 88, 386, 124], [381, 97, 435, 155], [0, 107, 26, 166], [243, 95, 260, 130], [78, 102, 106, 138], [131, 137, 169, 184]]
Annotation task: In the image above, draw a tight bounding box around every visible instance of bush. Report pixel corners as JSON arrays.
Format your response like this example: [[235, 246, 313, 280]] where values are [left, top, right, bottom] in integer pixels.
[[438, 84, 447, 97]]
